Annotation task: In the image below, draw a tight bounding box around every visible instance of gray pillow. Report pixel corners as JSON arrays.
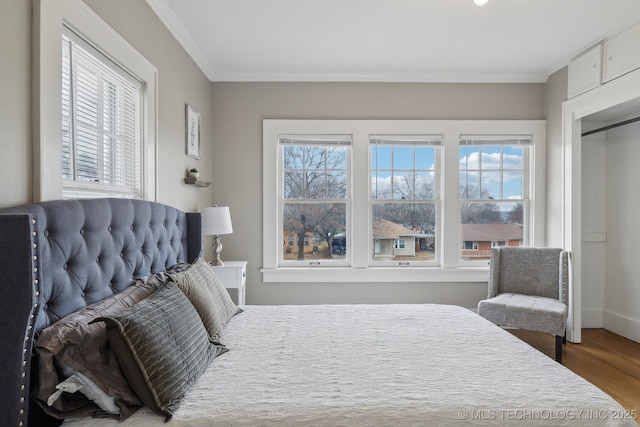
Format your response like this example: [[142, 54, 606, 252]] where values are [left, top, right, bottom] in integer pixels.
[[32, 264, 191, 420], [169, 257, 242, 341], [94, 282, 227, 420]]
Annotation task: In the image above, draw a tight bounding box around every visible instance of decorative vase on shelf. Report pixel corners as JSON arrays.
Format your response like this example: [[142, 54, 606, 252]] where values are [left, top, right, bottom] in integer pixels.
[[188, 170, 199, 179]]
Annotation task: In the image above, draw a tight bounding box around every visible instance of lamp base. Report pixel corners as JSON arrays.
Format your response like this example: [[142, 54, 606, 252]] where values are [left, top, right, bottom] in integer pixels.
[[211, 235, 224, 266]]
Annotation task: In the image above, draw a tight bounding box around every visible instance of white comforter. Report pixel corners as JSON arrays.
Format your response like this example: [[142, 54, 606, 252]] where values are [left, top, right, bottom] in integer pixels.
[[63, 304, 636, 426]]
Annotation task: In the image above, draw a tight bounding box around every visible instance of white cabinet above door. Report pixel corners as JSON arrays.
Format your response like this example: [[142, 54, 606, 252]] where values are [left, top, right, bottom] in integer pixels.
[[568, 45, 602, 98], [603, 21, 640, 83]]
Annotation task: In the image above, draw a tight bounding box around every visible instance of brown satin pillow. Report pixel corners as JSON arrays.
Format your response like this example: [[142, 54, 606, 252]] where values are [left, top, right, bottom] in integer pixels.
[[33, 263, 190, 420]]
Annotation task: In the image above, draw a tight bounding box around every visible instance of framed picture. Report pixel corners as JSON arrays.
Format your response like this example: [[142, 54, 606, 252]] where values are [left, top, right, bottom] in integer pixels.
[[185, 104, 201, 159]]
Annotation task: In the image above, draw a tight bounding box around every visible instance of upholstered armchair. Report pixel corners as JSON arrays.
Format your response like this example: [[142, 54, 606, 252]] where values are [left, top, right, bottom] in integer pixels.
[[477, 247, 570, 363]]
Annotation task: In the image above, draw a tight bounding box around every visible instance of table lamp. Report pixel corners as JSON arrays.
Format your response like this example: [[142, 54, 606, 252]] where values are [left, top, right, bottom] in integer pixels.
[[202, 206, 233, 266]]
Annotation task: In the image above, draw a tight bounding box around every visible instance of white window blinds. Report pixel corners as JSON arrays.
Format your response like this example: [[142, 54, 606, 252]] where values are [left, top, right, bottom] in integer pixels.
[[62, 27, 143, 198]]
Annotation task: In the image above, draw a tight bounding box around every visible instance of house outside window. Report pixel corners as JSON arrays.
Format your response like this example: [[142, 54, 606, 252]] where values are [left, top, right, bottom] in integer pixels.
[[263, 120, 546, 283]]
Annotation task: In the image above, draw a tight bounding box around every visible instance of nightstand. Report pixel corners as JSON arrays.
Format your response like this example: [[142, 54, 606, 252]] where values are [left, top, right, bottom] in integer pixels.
[[210, 261, 247, 305]]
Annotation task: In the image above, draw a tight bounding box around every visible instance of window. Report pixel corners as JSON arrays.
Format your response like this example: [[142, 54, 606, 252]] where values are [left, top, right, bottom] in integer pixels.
[[459, 135, 530, 263], [279, 134, 351, 266], [263, 120, 546, 283], [62, 29, 143, 198], [370, 135, 441, 265], [35, 0, 157, 201]]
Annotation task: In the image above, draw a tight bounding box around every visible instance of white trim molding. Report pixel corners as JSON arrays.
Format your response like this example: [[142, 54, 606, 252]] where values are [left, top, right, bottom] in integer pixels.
[[561, 67, 640, 344], [34, 0, 158, 201]]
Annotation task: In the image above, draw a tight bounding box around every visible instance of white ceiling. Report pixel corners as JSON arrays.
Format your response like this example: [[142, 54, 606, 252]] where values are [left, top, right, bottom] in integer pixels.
[[147, 0, 640, 83]]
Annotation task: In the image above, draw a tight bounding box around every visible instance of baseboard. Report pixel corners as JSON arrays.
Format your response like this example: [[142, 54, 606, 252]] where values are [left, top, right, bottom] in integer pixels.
[[603, 310, 640, 343]]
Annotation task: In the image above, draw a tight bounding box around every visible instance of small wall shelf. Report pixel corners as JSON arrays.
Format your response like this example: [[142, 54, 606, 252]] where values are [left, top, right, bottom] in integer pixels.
[[184, 176, 211, 187]]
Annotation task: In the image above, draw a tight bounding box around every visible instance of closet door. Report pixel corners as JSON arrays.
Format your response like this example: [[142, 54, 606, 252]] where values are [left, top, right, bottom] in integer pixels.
[[603, 22, 640, 83], [568, 45, 602, 98]]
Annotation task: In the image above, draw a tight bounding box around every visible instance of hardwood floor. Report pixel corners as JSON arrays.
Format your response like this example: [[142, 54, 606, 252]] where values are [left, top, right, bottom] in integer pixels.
[[509, 328, 640, 425]]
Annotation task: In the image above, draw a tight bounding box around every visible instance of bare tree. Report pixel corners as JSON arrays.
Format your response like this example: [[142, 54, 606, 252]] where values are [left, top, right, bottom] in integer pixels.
[[283, 144, 348, 259]]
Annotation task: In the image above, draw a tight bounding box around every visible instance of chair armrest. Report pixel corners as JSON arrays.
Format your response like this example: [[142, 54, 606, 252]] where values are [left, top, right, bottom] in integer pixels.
[[487, 248, 500, 298], [559, 250, 570, 305]]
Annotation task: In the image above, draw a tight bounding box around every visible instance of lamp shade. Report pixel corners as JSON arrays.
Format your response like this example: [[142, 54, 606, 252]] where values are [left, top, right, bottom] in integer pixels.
[[202, 206, 233, 236]]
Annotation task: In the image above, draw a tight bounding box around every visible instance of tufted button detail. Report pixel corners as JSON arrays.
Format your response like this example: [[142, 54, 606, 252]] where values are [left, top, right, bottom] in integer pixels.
[[108, 226, 112, 231], [130, 225, 134, 230], [80, 229, 84, 235], [44, 230, 49, 237], [63, 264, 68, 269], [81, 292, 85, 297], [96, 257, 100, 263], [32, 231, 36, 237]]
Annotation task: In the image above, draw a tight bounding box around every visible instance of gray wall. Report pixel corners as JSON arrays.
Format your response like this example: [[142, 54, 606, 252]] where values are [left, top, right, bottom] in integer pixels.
[[0, 0, 214, 218], [0, 0, 32, 207], [211, 82, 546, 306]]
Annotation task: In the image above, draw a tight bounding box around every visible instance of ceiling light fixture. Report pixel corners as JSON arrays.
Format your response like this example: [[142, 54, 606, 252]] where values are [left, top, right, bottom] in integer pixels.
[[474, 0, 488, 5]]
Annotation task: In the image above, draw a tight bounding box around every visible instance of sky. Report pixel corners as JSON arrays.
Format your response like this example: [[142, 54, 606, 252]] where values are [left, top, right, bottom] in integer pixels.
[[371, 144, 524, 201]]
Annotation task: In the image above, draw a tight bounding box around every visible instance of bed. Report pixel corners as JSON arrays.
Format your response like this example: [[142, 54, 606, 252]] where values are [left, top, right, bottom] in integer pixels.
[[0, 198, 636, 427]]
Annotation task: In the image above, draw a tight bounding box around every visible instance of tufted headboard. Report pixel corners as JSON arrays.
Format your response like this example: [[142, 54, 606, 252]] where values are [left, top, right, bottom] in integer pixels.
[[0, 198, 202, 427]]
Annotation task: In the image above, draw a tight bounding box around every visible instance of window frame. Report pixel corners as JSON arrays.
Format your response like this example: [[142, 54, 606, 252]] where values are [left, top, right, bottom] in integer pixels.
[[34, 0, 157, 201], [278, 134, 352, 267], [263, 119, 546, 283], [369, 134, 442, 267], [458, 135, 532, 266]]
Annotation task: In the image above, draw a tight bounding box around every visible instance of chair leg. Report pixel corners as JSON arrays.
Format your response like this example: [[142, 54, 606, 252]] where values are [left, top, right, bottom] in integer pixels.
[[555, 335, 563, 363]]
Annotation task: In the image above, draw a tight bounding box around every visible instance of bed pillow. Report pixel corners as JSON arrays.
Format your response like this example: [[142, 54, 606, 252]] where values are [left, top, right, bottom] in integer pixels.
[[168, 257, 242, 341], [94, 281, 227, 420], [33, 264, 189, 420]]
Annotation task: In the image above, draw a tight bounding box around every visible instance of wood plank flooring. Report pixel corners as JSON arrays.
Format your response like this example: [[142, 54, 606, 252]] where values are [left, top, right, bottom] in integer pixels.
[[509, 328, 640, 425]]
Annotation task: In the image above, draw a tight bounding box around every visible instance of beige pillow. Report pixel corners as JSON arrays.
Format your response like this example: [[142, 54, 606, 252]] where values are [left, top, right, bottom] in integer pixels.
[[168, 258, 242, 341]]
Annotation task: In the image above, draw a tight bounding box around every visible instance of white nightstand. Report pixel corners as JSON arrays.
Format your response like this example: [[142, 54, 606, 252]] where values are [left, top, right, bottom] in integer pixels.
[[210, 261, 247, 305]]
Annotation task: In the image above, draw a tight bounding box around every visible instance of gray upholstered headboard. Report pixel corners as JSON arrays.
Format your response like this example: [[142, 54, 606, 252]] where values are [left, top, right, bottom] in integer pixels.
[[0, 198, 202, 427]]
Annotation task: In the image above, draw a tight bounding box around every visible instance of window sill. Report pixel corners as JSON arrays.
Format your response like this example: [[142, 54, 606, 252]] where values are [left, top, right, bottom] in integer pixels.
[[261, 267, 489, 283]]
